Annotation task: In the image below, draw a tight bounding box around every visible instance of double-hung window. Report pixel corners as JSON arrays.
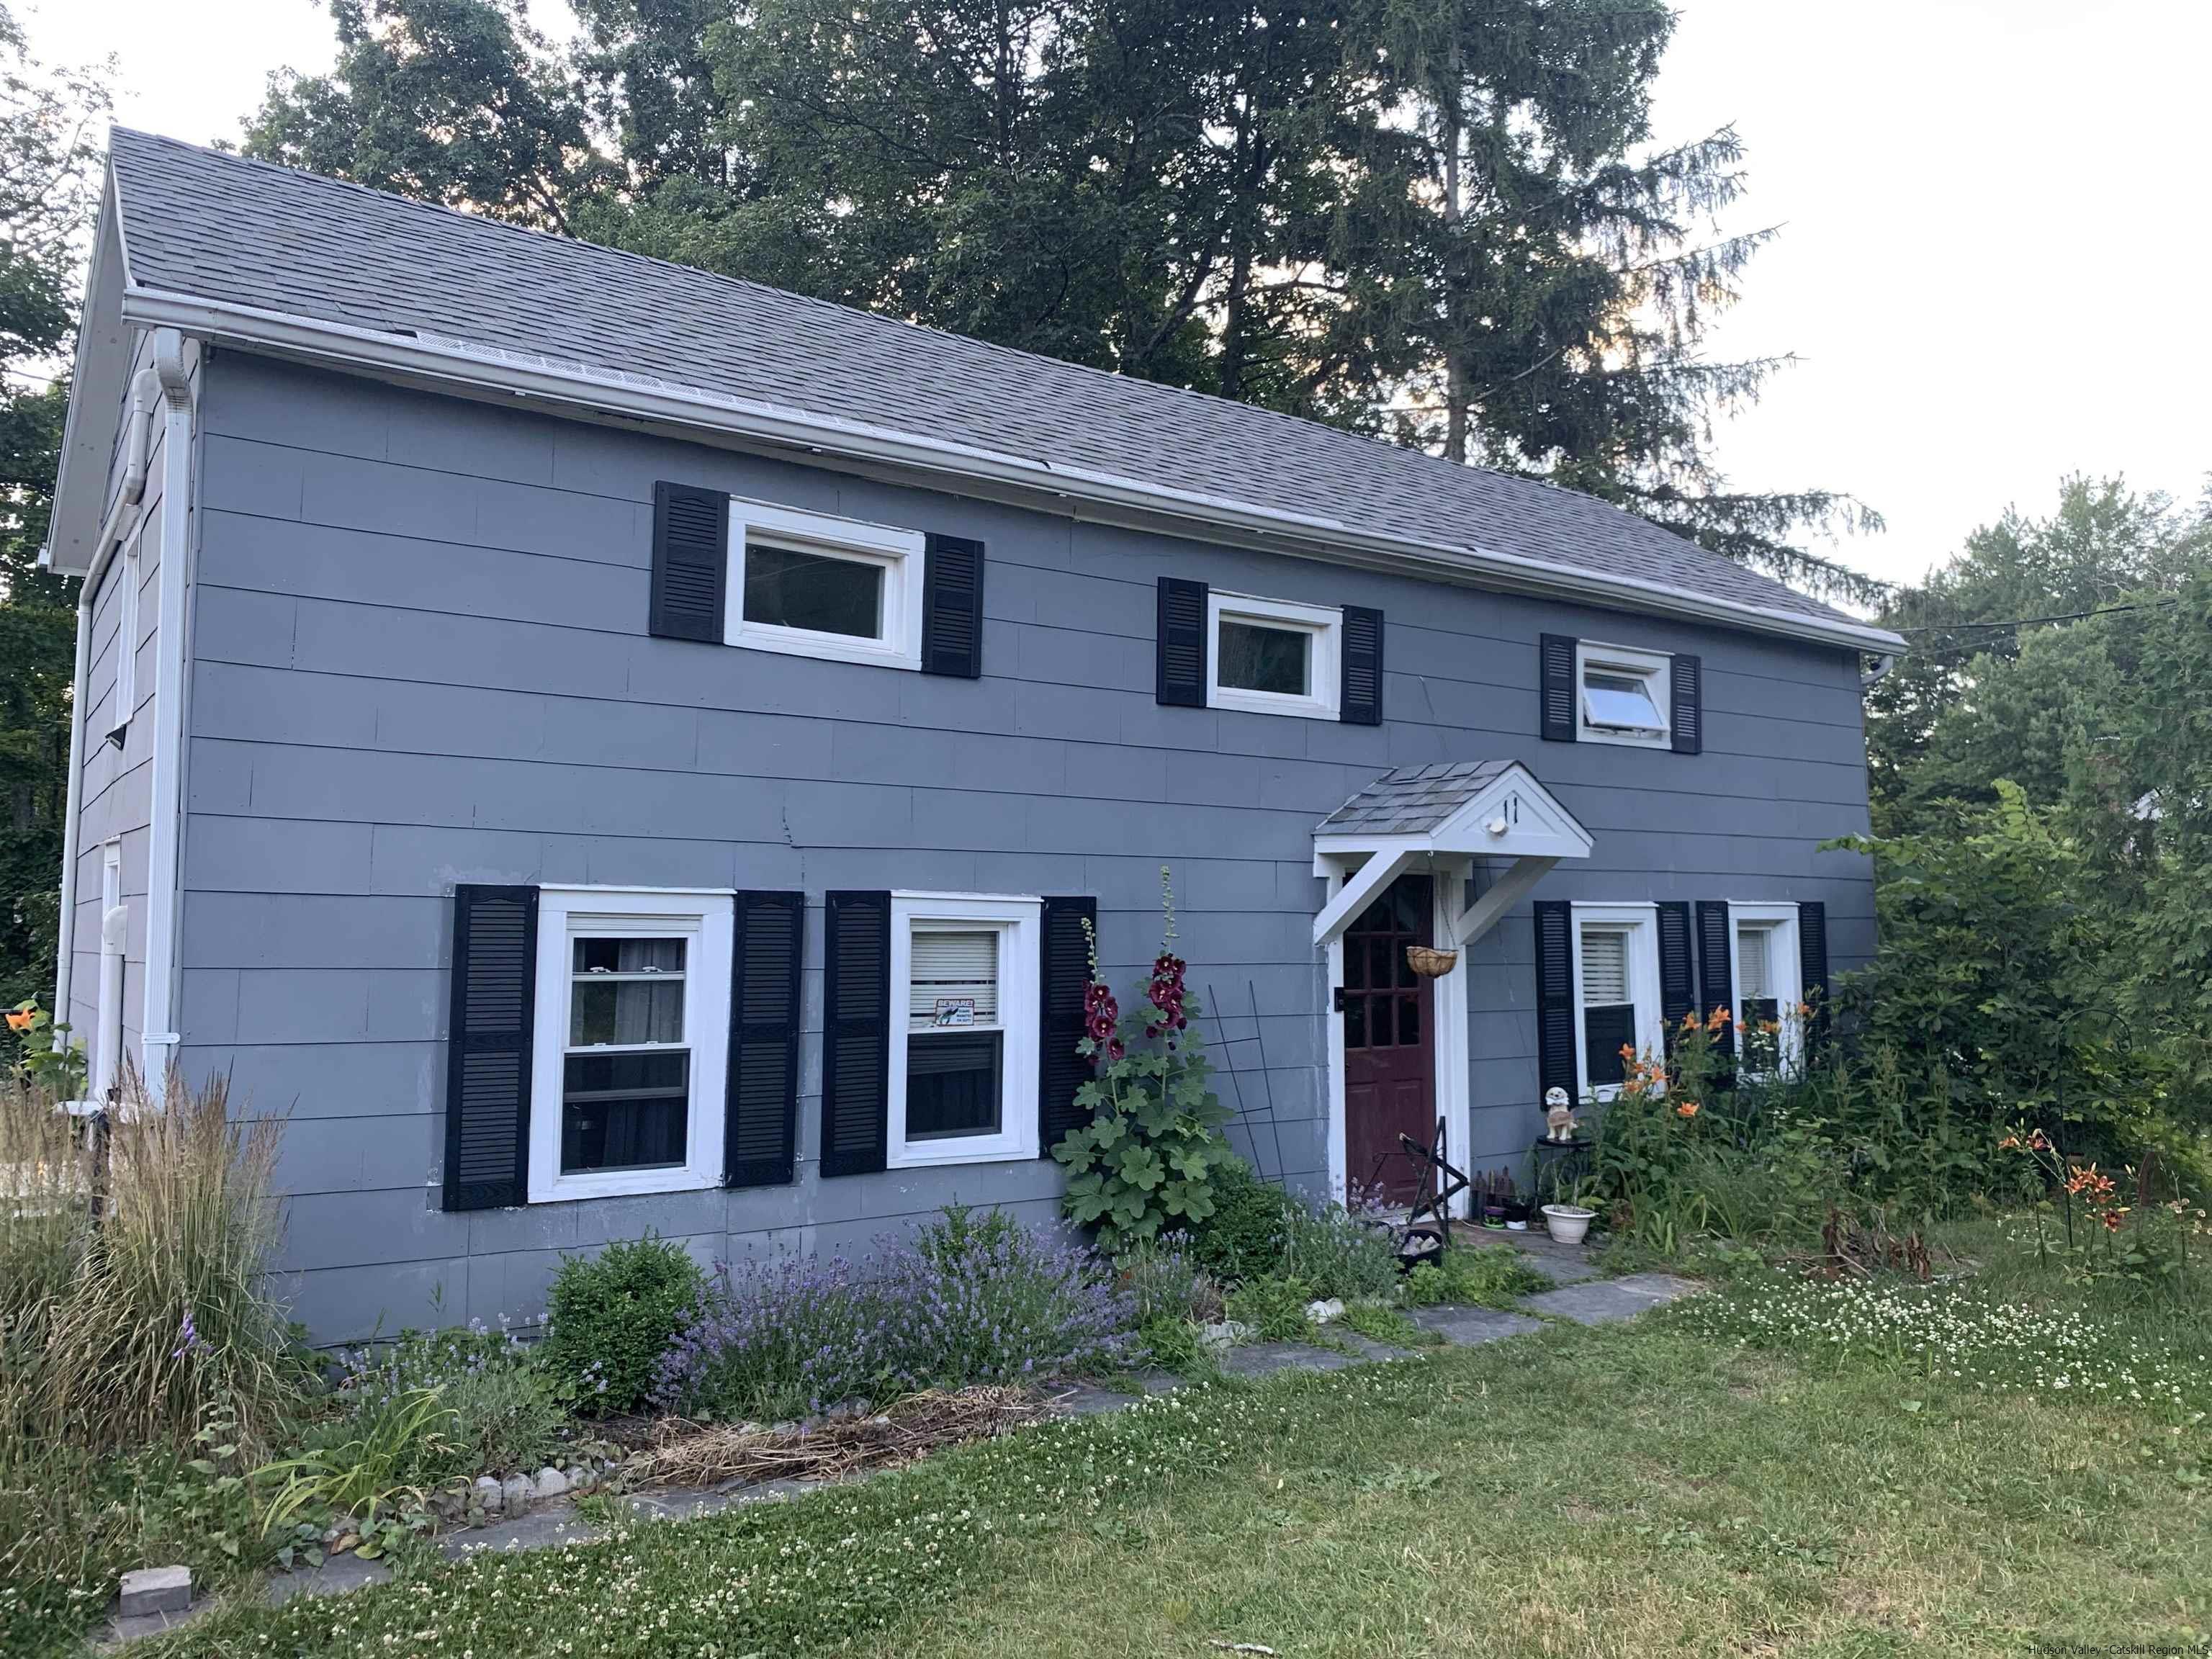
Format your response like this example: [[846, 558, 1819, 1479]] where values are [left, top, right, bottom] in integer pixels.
[[528, 887, 732, 1202], [888, 894, 1040, 1166], [728, 498, 927, 671], [1575, 641, 1671, 748], [1728, 902, 1803, 1079], [1570, 902, 1663, 1100], [1208, 591, 1342, 721]]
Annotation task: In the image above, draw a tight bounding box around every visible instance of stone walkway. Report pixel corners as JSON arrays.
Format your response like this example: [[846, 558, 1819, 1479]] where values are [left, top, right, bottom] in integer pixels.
[[102, 1235, 1695, 1647]]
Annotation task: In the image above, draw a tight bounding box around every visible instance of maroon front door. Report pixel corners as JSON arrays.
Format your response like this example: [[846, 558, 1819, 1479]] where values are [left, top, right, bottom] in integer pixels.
[[1342, 874, 1437, 1205]]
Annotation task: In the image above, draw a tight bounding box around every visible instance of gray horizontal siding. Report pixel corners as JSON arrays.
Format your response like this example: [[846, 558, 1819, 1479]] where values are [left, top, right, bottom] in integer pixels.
[[180, 352, 1876, 1343]]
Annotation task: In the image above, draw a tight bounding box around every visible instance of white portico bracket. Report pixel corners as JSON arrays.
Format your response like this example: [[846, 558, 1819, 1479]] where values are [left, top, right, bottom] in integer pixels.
[[1453, 855, 1559, 948], [1310, 848, 1421, 949]]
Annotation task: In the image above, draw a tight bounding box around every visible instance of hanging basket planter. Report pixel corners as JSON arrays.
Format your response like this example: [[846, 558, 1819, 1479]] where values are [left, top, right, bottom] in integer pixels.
[[1403, 945, 1459, 979]]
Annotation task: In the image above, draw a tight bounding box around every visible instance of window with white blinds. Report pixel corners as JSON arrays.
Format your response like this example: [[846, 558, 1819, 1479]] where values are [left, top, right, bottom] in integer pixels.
[[1580, 930, 1631, 1007], [1737, 925, 1773, 1001], [909, 928, 1000, 1031]]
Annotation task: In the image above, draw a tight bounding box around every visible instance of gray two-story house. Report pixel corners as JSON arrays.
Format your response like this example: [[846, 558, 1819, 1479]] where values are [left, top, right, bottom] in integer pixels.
[[45, 130, 1902, 1344]]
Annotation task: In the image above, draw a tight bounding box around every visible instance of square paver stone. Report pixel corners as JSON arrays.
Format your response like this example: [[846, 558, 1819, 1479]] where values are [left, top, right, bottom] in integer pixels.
[[1408, 1306, 1542, 1345], [1521, 1272, 1697, 1325], [1219, 1342, 1363, 1378]]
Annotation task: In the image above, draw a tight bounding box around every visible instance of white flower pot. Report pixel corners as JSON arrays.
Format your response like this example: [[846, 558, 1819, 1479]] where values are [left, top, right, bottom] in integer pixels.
[[1541, 1203, 1595, 1245]]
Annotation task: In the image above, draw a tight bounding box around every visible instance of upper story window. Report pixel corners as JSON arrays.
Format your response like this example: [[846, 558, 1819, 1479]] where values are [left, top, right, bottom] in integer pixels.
[[1208, 590, 1341, 721], [728, 498, 925, 671], [1571, 902, 1663, 1100], [888, 893, 1040, 1166], [529, 886, 732, 1202], [1575, 641, 1671, 748]]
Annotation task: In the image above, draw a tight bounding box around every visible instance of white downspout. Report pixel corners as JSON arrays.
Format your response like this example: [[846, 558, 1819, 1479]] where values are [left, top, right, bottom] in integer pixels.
[[50, 364, 159, 1057], [139, 331, 194, 1087]]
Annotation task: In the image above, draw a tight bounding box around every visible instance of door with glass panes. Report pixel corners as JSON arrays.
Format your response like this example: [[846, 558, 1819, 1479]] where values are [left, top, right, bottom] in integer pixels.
[[1341, 874, 1435, 1205]]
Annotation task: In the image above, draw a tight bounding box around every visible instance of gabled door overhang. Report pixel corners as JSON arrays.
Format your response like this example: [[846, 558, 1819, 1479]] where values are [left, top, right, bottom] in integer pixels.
[[1311, 760, 1592, 951], [1310, 761, 1593, 1209]]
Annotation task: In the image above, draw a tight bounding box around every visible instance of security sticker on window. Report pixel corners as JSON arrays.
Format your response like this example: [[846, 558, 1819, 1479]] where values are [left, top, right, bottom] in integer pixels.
[[932, 998, 976, 1028]]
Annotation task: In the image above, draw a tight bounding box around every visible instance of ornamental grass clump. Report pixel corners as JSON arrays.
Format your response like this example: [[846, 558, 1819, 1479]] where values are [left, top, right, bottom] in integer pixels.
[[37, 1069, 304, 1454], [657, 1208, 1132, 1421]]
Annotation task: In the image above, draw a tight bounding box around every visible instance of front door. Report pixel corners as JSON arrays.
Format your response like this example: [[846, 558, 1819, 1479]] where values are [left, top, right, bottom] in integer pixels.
[[1342, 873, 1437, 1205]]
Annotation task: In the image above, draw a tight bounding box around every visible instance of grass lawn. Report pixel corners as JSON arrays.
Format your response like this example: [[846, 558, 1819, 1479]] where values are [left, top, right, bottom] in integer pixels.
[[134, 1254, 2212, 1658]]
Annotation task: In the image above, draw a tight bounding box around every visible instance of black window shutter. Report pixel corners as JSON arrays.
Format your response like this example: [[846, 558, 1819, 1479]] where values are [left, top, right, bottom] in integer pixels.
[[443, 884, 538, 1211], [1340, 606, 1384, 726], [649, 481, 728, 642], [921, 533, 986, 678], [1656, 902, 1694, 1040], [1797, 900, 1830, 1050], [1156, 577, 1209, 706], [1038, 896, 1097, 1155], [1671, 654, 1703, 755], [1532, 899, 1577, 1102], [820, 891, 890, 1177], [726, 890, 803, 1187], [1695, 899, 1734, 1056], [1539, 634, 1578, 742]]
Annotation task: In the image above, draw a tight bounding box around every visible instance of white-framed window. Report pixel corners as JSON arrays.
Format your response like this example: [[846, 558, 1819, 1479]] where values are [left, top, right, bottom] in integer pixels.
[[1207, 590, 1342, 721], [528, 886, 732, 1202], [1728, 902, 1803, 1079], [1570, 902, 1663, 1102], [725, 496, 927, 671], [888, 892, 1040, 1166], [1575, 640, 1670, 748]]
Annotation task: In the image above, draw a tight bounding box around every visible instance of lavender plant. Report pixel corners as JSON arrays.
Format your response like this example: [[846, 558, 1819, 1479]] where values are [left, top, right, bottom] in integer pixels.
[[655, 1209, 1133, 1420]]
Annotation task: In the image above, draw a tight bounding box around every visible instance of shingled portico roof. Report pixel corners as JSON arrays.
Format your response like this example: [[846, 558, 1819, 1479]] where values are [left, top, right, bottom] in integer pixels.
[[1310, 762, 1591, 950], [53, 129, 1902, 656], [1318, 760, 1523, 837]]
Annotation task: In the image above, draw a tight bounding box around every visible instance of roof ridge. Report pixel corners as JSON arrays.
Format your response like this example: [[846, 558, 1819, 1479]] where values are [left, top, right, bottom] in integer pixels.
[[106, 127, 1827, 608], [103, 127, 1884, 639]]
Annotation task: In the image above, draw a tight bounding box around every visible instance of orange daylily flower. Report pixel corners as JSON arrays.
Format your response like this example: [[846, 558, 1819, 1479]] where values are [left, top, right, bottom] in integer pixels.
[[1707, 1004, 1732, 1028], [4, 1008, 32, 1032], [1675, 1100, 1701, 1119], [1794, 1001, 1813, 1019]]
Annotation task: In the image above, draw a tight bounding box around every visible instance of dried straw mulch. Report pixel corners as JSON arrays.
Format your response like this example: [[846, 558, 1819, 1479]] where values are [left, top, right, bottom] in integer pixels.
[[620, 1385, 1056, 1490]]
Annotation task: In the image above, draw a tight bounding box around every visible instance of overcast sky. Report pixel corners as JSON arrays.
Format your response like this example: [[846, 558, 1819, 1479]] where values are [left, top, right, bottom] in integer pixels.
[[26, 0, 2208, 590]]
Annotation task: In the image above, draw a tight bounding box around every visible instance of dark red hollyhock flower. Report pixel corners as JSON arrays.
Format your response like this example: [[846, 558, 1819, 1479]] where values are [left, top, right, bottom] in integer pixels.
[[1084, 979, 1122, 1066]]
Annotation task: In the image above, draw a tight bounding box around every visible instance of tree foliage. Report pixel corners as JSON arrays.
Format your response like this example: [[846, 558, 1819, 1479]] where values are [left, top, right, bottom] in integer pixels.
[[0, 11, 106, 1053], [245, 0, 1876, 598], [1848, 477, 2212, 1174]]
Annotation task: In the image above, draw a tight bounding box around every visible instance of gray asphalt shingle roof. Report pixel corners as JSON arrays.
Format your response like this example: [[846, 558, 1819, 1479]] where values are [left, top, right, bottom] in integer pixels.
[[105, 127, 1858, 633], [1318, 760, 1522, 836]]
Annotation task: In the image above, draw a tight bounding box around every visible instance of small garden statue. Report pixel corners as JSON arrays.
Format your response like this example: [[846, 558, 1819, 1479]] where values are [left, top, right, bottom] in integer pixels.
[[1545, 1087, 1578, 1143]]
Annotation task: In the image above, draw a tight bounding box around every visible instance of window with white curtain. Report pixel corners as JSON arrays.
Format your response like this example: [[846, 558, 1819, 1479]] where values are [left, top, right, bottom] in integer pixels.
[[1729, 903, 1802, 1079], [889, 894, 1041, 1166], [1570, 903, 1663, 1100], [528, 887, 732, 1203]]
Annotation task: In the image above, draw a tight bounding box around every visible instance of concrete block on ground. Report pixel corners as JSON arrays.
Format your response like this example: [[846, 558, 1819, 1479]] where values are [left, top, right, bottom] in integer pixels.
[[118, 1565, 191, 1618]]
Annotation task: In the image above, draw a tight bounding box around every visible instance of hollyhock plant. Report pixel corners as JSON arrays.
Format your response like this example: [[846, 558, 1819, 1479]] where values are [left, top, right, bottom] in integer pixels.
[[1051, 869, 1235, 1251]]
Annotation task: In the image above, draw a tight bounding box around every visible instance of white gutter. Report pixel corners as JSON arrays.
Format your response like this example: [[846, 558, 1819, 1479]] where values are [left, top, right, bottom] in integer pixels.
[[115, 284, 1908, 657], [48, 599, 91, 1044], [138, 328, 193, 1086], [49, 366, 159, 1051]]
